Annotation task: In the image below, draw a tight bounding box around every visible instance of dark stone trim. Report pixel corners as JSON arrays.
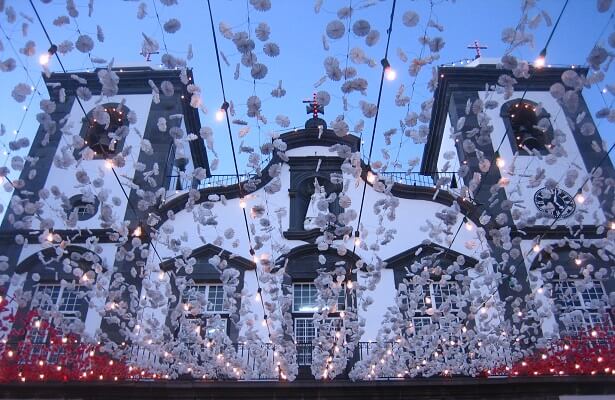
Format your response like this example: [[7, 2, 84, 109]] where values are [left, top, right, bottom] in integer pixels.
[[276, 244, 360, 280], [44, 67, 208, 170], [421, 65, 590, 174], [283, 228, 323, 241], [159, 243, 255, 272], [0, 229, 122, 244], [385, 242, 478, 288], [0, 376, 614, 399], [161, 243, 254, 343], [15, 245, 102, 275], [512, 225, 610, 240]]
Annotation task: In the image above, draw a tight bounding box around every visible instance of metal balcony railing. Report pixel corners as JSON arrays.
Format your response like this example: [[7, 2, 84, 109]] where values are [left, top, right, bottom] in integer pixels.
[[166, 171, 460, 195]]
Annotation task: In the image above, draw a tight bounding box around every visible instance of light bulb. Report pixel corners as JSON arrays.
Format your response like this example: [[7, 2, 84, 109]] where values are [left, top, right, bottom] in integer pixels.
[[346, 280, 353, 289], [367, 171, 376, 184], [261, 318, 267, 327], [105, 160, 113, 169], [133, 226, 142, 237], [574, 258, 582, 266], [534, 49, 546, 68], [610, 221, 615, 230], [239, 198, 246, 208], [533, 244, 541, 253], [255, 291, 261, 301], [215, 109, 225, 121], [575, 192, 585, 204], [385, 67, 396, 81], [253, 254, 259, 264], [39, 52, 51, 66], [354, 236, 361, 247], [46, 232, 53, 242], [496, 157, 505, 168], [464, 221, 473, 231]]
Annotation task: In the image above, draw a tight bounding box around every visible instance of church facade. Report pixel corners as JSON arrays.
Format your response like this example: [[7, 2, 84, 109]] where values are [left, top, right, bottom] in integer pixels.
[[0, 62, 613, 399]]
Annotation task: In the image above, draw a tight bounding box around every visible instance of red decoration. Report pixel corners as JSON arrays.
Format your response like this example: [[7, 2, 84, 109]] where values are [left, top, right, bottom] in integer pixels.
[[0, 293, 146, 383], [491, 329, 615, 377]]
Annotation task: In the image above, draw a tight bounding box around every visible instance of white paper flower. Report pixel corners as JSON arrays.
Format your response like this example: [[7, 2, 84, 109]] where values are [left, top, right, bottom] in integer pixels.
[[219, 22, 233, 39], [0, 58, 16, 72], [403, 11, 419, 27], [263, 42, 280, 57], [75, 35, 94, 53], [316, 90, 330, 106], [352, 20, 370, 37], [161, 80, 175, 96], [255, 22, 270, 41], [326, 20, 345, 39], [250, 0, 271, 12], [20, 41, 35, 57], [275, 115, 290, 127], [163, 18, 181, 34], [96, 25, 105, 42], [365, 30, 380, 47], [250, 63, 268, 79], [58, 40, 74, 54], [137, 2, 147, 19], [11, 83, 31, 103], [247, 95, 262, 117], [53, 16, 70, 26], [360, 101, 377, 118]]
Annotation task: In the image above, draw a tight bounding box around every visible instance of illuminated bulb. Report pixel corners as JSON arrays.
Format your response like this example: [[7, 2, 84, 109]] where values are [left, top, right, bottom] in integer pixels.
[[47, 232, 54, 242], [7, 350, 13, 357], [255, 291, 261, 301], [575, 190, 585, 204], [346, 280, 354, 289], [574, 258, 582, 266], [158, 271, 165, 280], [367, 171, 376, 184], [34, 320, 41, 328], [533, 244, 541, 253], [261, 318, 267, 327], [496, 156, 505, 168], [534, 48, 546, 68], [105, 160, 113, 169], [133, 225, 142, 237], [384, 67, 397, 81], [39, 52, 51, 66], [464, 220, 473, 231], [239, 198, 247, 208], [354, 236, 361, 246], [253, 254, 259, 264], [610, 221, 615, 230], [215, 109, 225, 121]]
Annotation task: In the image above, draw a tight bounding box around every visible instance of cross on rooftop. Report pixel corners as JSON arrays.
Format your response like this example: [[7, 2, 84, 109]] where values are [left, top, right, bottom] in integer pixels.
[[467, 40, 488, 59], [303, 93, 324, 120], [140, 50, 160, 62]]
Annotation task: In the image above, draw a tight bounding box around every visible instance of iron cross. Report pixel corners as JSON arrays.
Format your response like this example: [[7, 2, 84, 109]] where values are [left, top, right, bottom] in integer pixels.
[[303, 93, 324, 119], [467, 40, 487, 59]]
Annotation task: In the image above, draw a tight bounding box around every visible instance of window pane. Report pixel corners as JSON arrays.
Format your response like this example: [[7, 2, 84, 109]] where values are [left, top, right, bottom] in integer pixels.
[[554, 281, 582, 308], [580, 281, 605, 309], [207, 285, 226, 312], [431, 283, 458, 310], [295, 318, 316, 366], [293, 283, 318, 312], [59, 287, 83, 314], [36, 285, 61, 311]]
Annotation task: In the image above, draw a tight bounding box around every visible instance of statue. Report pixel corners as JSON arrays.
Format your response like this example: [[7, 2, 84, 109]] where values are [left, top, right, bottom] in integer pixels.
[[304, 179, 327, 230]]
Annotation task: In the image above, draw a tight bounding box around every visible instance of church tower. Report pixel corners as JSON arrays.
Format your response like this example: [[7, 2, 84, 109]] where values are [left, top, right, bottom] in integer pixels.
[[0, 66, 207, 340], [422, 60, 615, 337]]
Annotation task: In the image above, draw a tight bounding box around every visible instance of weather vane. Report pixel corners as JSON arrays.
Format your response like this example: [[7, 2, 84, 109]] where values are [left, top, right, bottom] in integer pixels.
[[303, 93, 324, 120], [467, 40, 487, 60]]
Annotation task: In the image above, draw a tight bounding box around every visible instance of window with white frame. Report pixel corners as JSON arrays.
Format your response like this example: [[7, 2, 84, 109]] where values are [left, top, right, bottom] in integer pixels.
[[292, 282, 347, 366], [553, 279, 611, 333], [25, 284, 84, 361], [402, 281, 461, 335], [180, 284, 229, 339]]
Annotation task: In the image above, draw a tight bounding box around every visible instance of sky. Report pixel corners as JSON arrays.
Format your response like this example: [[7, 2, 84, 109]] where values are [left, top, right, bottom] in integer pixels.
[[0, 0, 613, 218]]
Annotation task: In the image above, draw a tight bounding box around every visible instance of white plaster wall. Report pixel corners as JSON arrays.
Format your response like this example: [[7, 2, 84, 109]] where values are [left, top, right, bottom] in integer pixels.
[[481, 90, 606, 227], [36, 94, 153, 231]]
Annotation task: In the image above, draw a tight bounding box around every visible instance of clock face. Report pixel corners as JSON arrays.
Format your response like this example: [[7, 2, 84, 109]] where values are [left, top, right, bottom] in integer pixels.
[[533, 187, 576, 219]]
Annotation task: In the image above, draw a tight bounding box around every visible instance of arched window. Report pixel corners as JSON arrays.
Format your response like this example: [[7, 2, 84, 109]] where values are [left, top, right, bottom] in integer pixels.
[[65, 194, 100, 221], [500, 99, 554, 155], [162, 244, 254, 344], [277, 245, 357, 374], [79, 103, 130, 158]]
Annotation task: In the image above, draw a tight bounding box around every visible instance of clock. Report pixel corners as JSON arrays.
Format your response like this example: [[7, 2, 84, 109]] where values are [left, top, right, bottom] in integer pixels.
[[533, 187, 576, 219]]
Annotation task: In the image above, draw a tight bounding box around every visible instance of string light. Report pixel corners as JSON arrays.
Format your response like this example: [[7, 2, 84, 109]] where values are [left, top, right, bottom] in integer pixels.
[[495, 151, 505, 168], [366, 171, 376, 184], [38, 44, 57, 66], [381, 58, 396, 81], [353, 230, 361, 247], [133, 225, 142, 237], [575, 188, 585, 204], [255, 287, 262, 301], [533, 243, 541, 253], [534, 48, 546, 68], [463, 217, 473, 231], [239, 198, 247, 209]]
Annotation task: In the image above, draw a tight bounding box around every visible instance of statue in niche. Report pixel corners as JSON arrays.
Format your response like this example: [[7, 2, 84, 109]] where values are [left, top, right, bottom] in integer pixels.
[[304, 178, 327, 230]]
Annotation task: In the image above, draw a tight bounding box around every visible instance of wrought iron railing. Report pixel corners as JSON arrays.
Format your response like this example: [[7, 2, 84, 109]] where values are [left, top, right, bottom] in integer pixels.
[[166, 171, 460, 195]]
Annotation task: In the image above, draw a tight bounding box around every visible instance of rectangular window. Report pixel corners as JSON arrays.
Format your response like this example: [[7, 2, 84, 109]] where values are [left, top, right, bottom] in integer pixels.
[[430, 282, 459, 311], [554, 279, 611, 332], [183, 284, 228, 313], [292, 283, 346, 313]]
